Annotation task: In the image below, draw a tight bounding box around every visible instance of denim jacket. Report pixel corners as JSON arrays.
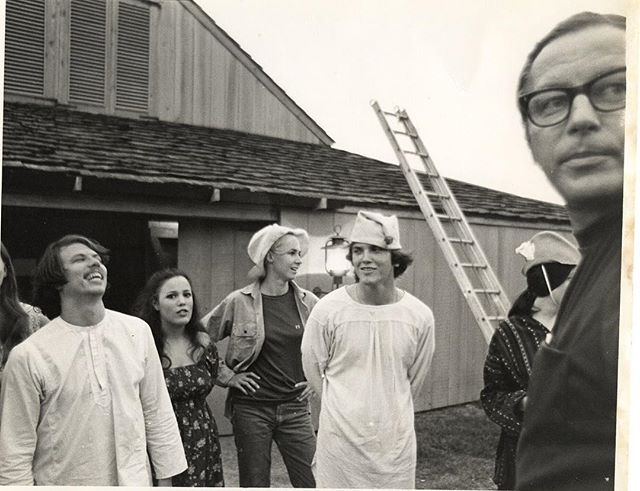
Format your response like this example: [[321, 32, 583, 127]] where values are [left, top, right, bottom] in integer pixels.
[[201, 280, 318, 388]]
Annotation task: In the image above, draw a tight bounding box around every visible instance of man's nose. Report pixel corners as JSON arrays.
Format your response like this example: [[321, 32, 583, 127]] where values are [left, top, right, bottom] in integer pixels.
[[566, 94, 601, 134]]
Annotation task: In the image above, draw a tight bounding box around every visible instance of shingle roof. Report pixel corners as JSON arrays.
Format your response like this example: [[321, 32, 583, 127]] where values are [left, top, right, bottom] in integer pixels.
[[2, 102, 569, 224]]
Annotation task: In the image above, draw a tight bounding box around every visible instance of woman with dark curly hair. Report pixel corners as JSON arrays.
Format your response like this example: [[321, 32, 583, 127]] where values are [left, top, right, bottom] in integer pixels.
[[134, 268, 224, 487], [0, 242, 48, 376]]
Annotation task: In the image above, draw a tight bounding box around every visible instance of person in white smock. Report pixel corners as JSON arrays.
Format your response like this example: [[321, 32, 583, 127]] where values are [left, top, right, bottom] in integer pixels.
[[301, 210, 435, 488], [0, 235, 187, 485]]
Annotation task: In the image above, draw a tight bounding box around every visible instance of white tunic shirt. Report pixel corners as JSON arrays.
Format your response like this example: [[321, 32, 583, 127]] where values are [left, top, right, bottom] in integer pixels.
[[0, 310, 187, 485], [301, 287, 435, 488]]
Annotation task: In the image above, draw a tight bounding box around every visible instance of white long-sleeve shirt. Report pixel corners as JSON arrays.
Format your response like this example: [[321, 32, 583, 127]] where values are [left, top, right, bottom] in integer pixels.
[[301, 287, 435, 489], [0, 310, 187, 485]]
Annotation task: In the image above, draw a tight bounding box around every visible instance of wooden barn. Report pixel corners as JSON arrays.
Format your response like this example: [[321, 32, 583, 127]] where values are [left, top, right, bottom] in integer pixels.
[[2, 0, 572, 433]]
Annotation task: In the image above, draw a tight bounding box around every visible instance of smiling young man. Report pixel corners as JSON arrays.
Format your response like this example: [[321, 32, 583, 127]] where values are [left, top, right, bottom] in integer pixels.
[[0, 235, 187, 486], [301, 210, 435, 488], [202, 224, 318, 488], [513, 13, 626, 491]]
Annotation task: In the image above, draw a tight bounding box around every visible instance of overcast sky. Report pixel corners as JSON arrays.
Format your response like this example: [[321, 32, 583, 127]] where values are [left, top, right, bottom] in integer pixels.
[[195, 0, 627, 205]]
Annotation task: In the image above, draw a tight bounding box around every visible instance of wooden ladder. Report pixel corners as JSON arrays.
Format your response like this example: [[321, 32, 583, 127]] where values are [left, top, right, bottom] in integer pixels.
[[371, 101, 509, 343]]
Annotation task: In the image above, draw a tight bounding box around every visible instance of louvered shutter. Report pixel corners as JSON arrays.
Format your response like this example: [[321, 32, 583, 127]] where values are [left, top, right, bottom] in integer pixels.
[[5, 0, 45, 96], [69, 0, 106, 105], [116, 2, 150, 111]]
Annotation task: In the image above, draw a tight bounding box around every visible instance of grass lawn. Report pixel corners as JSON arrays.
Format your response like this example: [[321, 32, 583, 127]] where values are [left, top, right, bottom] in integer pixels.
[[220, 401, 500, 489], [415, 402, 499, 489]]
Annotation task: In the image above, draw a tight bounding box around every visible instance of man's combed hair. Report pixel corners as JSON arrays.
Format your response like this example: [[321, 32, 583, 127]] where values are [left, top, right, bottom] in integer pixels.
[[517, 11, 626, 124], [32, 235, 110, 319], [346, 244, 414, 279]]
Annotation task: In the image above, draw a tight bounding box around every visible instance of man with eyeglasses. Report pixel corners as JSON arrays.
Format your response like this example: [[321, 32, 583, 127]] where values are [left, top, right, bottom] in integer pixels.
[[513, 12, 625, 491]]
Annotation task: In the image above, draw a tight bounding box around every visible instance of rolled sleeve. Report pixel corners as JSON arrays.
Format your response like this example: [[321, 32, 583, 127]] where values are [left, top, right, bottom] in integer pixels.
[[202, 297, 236, 386]]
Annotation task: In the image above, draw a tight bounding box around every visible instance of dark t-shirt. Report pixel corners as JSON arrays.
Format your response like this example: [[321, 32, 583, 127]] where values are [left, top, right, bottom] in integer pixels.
[[515, 211, 621, 491], [232, 287, 306, 403]]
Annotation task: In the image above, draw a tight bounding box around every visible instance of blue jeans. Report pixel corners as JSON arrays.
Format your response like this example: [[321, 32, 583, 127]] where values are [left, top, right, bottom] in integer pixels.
[[231, 400, 316, 488]]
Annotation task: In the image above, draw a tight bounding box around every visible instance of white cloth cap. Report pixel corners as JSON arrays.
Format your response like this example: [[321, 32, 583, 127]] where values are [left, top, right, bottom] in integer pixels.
[[515, 230, 580, 275], [349, 210, 402, 250], [247, 224, 309, 279]]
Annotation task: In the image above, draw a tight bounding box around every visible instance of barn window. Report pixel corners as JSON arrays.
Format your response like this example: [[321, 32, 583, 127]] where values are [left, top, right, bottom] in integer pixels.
[[116, 1, 150, 111], [4, 0, 45, 96], [69, 0, 107, 105]]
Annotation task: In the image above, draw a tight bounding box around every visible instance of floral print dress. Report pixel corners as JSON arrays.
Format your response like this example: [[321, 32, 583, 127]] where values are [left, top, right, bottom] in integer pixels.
[[164, 342, 224, 487]]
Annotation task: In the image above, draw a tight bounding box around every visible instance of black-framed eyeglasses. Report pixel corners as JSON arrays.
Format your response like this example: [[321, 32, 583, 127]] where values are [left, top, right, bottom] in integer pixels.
[[519, 67, 626, 128]]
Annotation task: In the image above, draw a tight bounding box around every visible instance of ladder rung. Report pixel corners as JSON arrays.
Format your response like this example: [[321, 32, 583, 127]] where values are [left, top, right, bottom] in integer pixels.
[[472, 288, 501, 295], [415, 171, 440, 178], [404, 150, 430, 158], [393, 130, 417, 137], [371, 101, 508, 346], [435, 214, 462, 221], [425, 191, 450, 199]]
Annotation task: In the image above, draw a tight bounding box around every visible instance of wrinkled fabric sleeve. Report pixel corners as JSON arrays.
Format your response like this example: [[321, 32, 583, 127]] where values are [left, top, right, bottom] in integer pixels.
[[139, 325, 187, 480], [480, 326, 525, 436], [0, 346, 41, 485], [408, 309, 436, 400], [300, 307, 331, 398], [202, 296, 235, 386]]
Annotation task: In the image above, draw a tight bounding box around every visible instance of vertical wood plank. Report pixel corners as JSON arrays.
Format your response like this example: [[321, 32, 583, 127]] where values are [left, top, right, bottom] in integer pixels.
[[56, 0, 70, 103], [104, 0, 117, 113], [146, 2, 160, 118], [44, 0, 57, 98]]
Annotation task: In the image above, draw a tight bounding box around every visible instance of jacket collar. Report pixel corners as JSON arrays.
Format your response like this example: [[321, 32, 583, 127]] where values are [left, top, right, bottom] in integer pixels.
[[240, 280, 307, 299]]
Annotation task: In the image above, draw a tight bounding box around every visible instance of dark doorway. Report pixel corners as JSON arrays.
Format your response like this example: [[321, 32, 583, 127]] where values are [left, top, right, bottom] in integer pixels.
[[2, 206, 150, 314]]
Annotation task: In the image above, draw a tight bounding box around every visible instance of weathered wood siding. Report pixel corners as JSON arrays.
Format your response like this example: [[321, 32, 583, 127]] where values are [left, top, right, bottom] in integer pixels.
[[8, 0, 327, 145], [152, 1, 324, 143]]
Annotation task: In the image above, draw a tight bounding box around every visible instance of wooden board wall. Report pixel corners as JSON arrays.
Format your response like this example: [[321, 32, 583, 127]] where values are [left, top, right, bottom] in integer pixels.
[[151, 1, 324, 144], [14, 0, 326, 145], [178, 218, 261, 435]]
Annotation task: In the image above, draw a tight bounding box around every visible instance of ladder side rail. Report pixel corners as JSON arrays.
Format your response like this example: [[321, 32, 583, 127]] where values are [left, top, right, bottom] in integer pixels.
[[400, 112, 512, 314], [371, 101, 506, 343], [372, 102, 503, 342], [407, 176, 499, 342], [371, 102, 479, 295]]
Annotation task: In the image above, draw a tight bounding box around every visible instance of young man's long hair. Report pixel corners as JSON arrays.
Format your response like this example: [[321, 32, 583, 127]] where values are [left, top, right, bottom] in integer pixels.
[[0, 243, 31, 366], [346, 244, 414, 280], [32, 235, 110, 319], [132, 268, 207, 369]]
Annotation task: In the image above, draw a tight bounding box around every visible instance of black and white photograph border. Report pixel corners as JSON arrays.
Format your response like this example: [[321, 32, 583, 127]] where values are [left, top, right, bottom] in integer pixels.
[[0, 0, 638, 489]]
